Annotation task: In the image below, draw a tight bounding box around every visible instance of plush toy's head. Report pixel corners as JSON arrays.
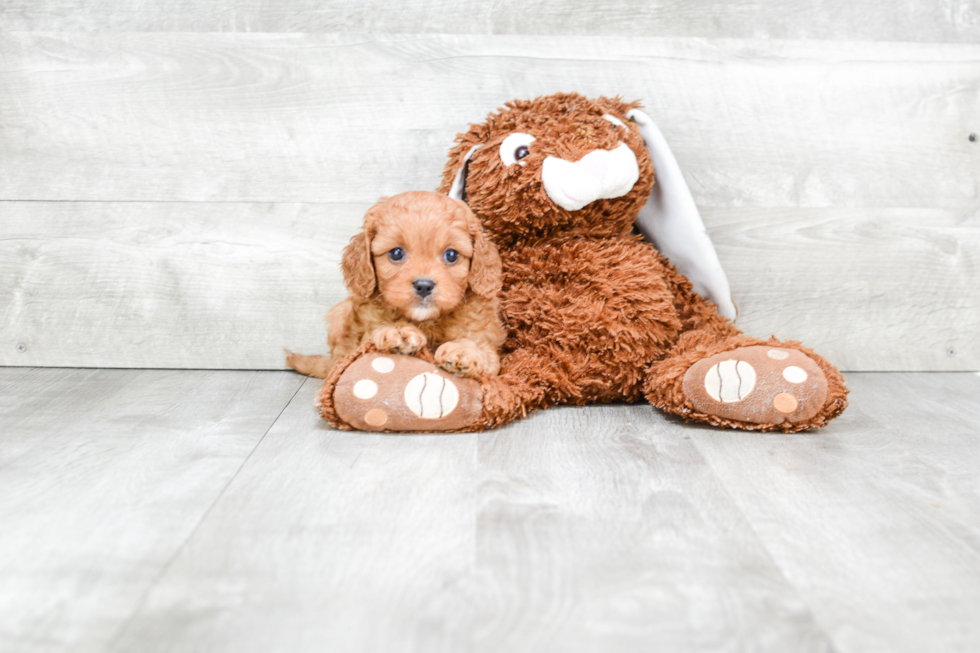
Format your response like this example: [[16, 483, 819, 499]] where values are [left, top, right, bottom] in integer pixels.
[[438, 93, 655, 243], [438, 92, 739, 321]]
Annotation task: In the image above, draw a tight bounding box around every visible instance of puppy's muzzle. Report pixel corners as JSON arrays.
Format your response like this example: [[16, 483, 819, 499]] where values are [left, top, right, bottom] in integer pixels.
[[413, 278, 435, 298]]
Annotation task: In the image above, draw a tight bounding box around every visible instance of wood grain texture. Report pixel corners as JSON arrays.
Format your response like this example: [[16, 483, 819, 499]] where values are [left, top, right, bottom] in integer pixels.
[[110, 376, 483, 653], [0, 367, 303, 653], [1, 203, 976, 371], [2, 370, 978, 651], [1, 34, 977, 209], [467, 404, 834, 653], [2, 0, 979, 43], [689, 371, 980, 653], [110, 378, 835, 653], [1, 32, 976, 371], [0, 201, 364, 369], [710, 207, 980, 372]]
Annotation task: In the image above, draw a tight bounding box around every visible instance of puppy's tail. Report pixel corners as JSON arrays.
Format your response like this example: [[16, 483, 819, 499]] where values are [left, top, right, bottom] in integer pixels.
[[284, 349, 335, 379]]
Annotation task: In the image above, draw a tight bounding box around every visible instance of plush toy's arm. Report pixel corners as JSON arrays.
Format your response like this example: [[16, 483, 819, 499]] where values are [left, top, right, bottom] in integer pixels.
[[627, 109, 737, 322]]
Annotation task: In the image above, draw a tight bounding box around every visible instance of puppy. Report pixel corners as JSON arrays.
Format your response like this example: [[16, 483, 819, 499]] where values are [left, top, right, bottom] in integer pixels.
[[286, 191, 505, 379]]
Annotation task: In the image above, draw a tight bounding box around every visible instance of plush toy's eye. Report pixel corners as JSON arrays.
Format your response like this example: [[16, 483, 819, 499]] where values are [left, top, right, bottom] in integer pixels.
[[499, 132, 536, 167], [603, 114, 627, 129], [443, 248, 459, 264], [388, 247, 405, 262]]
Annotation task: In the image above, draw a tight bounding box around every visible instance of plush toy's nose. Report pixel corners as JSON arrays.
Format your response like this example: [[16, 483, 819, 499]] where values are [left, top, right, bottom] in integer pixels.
[[579, 153, 611, 179], [541, 143, 640, 211]]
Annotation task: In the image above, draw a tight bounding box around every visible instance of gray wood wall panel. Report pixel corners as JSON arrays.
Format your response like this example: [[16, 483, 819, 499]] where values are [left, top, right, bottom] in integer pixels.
[[710, 207, 980, 372], [0, 367, 303, 653], [1, 34, 977, 208], [1, 30, 977, 371], [0, 201, 364, 369], [2, 0, 979, 43], [1, 202, 976, 371]]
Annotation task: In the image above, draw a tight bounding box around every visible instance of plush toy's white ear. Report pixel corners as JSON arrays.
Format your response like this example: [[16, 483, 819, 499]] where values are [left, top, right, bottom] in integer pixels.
[[448, 144, 483, 202], [627, 109, 738, 322]]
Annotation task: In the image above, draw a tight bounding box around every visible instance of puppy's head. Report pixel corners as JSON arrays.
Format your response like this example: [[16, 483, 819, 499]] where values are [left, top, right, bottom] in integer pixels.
[[342, 191, 502, 321]]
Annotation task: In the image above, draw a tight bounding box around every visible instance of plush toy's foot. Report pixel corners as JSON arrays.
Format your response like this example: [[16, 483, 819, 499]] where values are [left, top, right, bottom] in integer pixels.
[[682, 346, 828, 426], [319, 351, 483, 432], [646, 335, 847, 432]]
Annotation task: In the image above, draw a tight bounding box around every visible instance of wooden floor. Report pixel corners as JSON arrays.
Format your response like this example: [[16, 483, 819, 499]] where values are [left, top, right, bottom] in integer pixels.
[[1, 368, 978, 653]]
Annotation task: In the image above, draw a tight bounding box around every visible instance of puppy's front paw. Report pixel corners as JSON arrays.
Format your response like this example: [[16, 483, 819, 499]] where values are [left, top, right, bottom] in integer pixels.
[[371, 325, 427, 354], [435, 340, 497, 378]]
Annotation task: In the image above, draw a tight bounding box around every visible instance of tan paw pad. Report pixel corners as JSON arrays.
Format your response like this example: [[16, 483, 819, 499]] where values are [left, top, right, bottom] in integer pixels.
[[773, 393, 799, 413], [364, 409, 388, 427], [683, 346, 828, 425]]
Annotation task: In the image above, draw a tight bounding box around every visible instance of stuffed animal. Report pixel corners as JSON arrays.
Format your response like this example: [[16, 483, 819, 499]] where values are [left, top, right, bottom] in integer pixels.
[[316, 93, 848, 432]]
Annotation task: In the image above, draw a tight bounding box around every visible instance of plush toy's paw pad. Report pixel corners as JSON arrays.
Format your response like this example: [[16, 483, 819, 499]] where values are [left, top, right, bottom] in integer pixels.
[[682, 346, 828, 425], [332, 353, 482, 431]]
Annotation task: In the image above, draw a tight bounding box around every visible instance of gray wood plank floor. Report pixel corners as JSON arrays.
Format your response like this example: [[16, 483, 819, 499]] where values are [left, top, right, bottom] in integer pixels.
[[1, 369, 978, 652]]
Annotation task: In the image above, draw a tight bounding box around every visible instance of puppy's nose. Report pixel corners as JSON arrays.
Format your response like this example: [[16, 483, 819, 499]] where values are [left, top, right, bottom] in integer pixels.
[[413, 278, 435, 298]]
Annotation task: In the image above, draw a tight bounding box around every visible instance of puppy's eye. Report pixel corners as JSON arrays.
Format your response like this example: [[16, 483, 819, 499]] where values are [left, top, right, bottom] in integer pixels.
[[499, 132, 536, 167], [388, 247, 405, 262], [443, 248, 459, 264]]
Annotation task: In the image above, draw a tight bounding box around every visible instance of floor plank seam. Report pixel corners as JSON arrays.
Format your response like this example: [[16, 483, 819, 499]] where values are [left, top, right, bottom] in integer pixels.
[[100, 375, 307, 651], [685, 434, 844, 653]]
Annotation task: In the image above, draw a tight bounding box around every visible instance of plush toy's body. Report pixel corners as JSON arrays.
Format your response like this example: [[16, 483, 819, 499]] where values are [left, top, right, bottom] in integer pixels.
[[318, 93, 848, 432]]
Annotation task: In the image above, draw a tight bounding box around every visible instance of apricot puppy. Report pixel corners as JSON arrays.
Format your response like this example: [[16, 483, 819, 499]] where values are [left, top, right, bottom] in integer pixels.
[[286, 191, 504, 379]]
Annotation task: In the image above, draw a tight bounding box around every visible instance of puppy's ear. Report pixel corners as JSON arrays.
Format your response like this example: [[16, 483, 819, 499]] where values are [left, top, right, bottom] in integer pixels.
[[459, 202, 502, 298], [341, 207, 380, 300]]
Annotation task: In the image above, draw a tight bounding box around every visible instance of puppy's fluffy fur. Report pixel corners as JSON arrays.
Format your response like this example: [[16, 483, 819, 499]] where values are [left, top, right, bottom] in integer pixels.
[[286, 191, 505, 379]]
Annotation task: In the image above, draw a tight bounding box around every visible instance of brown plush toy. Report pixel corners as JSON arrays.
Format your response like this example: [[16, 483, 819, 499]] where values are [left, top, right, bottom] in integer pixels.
[[317, 93, 848, 433]]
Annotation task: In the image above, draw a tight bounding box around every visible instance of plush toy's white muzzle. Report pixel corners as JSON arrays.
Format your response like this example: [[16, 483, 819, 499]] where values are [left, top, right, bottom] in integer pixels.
[[541, 143, 640, 211]]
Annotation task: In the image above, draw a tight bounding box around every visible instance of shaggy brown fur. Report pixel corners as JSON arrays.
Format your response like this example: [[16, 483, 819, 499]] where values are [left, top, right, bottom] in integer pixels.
[[317, 93, 847, 432], [287, 191, 505, 379]]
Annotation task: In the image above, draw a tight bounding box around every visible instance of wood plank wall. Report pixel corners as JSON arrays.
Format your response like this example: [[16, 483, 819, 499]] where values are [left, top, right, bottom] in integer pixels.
[[1, 2, 978, 371]]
